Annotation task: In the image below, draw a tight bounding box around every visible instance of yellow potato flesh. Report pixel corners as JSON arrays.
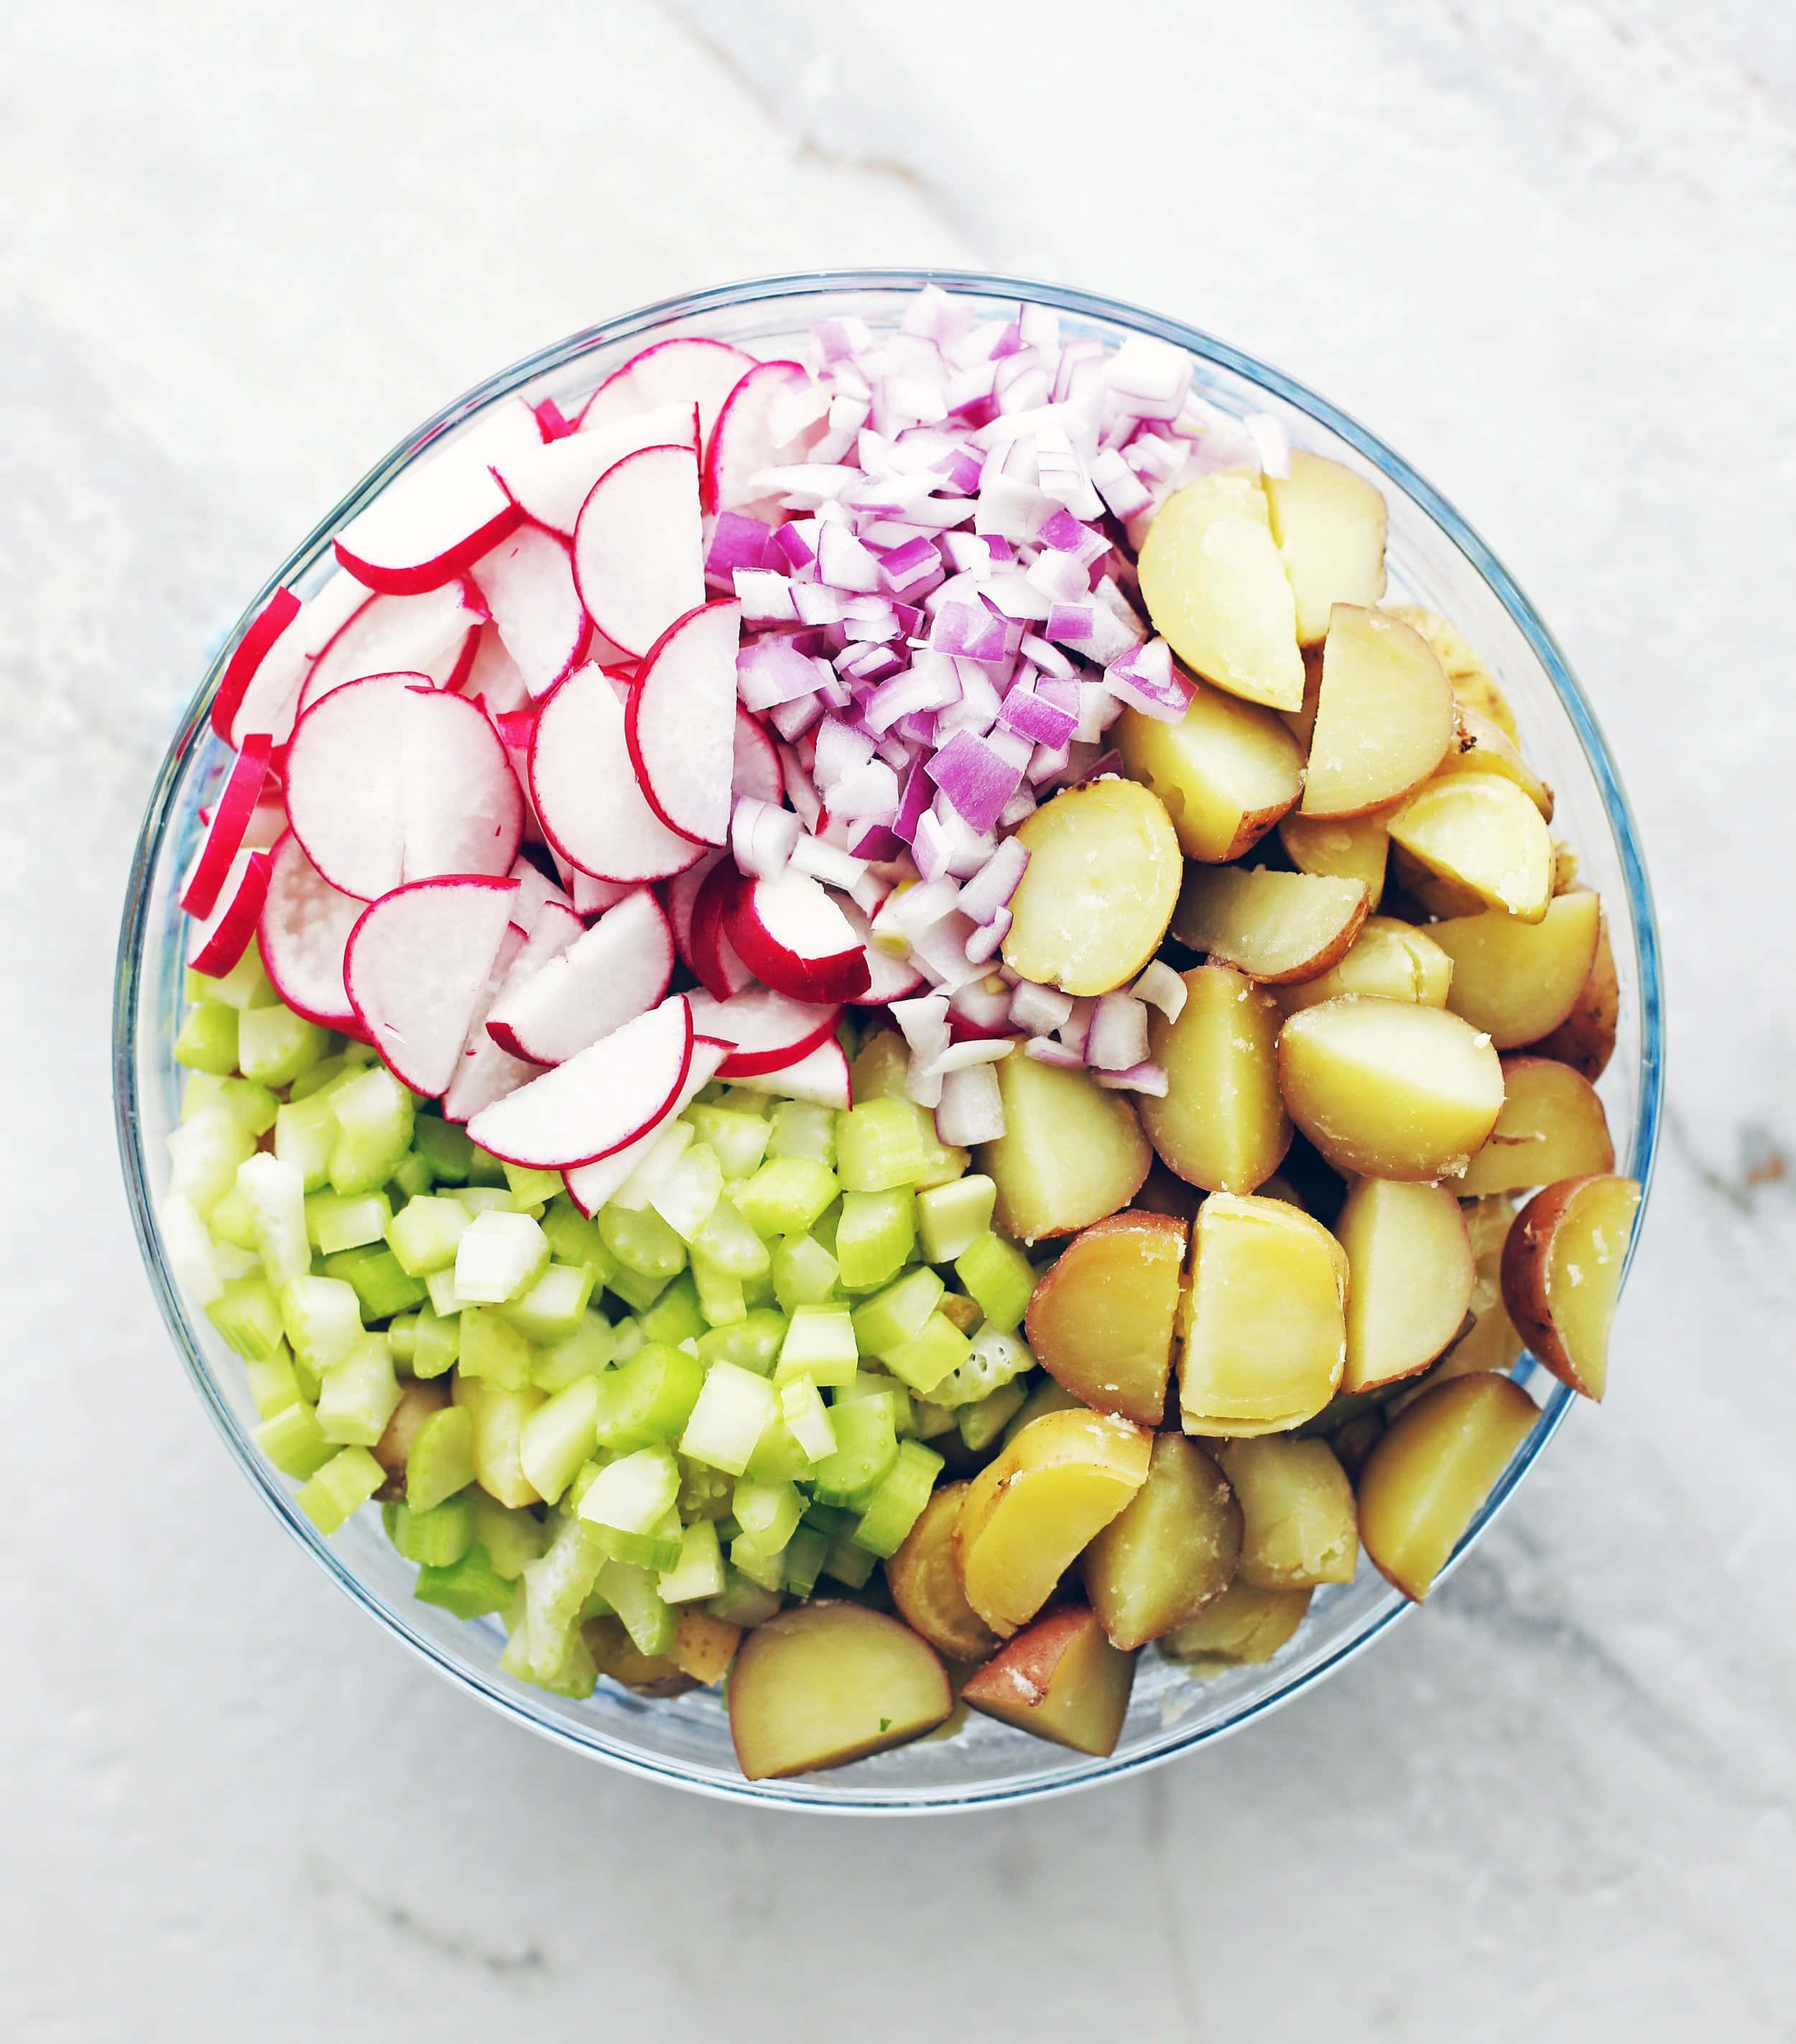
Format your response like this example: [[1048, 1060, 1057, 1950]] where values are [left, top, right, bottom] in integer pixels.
[[1501, 1174, 1641, 1400], [1116, 682, 1302, 862], [1278, 807, 1392, 908], [1023, 1211, 1185, 1425], [1429, 891, 1601, 1048], [1357, 1373, 1540, 1599], [1002, 779, 1181, 995], [1136, 473, 1305, 711], [885, 1482, 1001, 1665], [672, 1609, 741, 1686], [953, 1408, 1152, 1636], [1300, 606, 1455, 818], [1172, 866, 1369, 984], [1456, 1055, 1614, 1197], [1384, 606, 1519, 742], [1435, 706, 1554, 818], [1264, 453, 1390, 644], [727, 1602, 953, 1780], [1529, 906, 1619, 1081], [1216, 1435, 1358, 1589], [1083, 1434, 1243, 1649], [1177, 1192, 1346, 1435], [1142, 965, 1291, 1194], [1388, 1196, 1521, 1411], [1277, 995, 1506, 1182], [960, 1605, 1137, 1757], [1388, 771, 1553, 923], [1276, 915, 1455, 1017], [1161, 1579, 1313, 1665], [976, 1050, 1150, 1244], [1336, 1177, 1476, 1393]]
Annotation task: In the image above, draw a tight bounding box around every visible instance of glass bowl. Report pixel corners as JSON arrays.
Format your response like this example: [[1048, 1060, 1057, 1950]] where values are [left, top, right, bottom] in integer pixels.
[[114, 269, 1664, 1812]]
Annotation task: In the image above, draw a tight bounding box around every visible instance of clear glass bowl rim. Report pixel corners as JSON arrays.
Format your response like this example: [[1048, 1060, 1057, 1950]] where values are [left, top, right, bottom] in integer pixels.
[[114, 266, 1665, 1814]]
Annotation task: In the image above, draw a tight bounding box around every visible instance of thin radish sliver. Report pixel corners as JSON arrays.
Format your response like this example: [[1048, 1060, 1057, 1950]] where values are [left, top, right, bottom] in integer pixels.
[[258, 831, 366, 1030], [495, 401, 698, 537], [215, 574, 370, 746], [727, 1036, 851, 1111], [733, 712, 784, 805], [563, 1037, 728, 1216], [300, 582, 483, 715], [460, 624, 532, 716], [346, 876, 520, 1096], [485, 887, 675, 1065], [665, 851, 723, 973], [571, 443, 705, 660], [187, 848, 271, 978], [335, 442, 522, 596], [441, 913, 575, 1124], [576, 337, 756, 448], [471, 526, 591, 699], [182, 734, 273, 919], [730, 868, 871, 1004], [835, 894, 927, 1007], [625, 599, 741, 847], [685, 985, 842, 1078], [703, 359, 826, 519], [211, 589, 299, 744]]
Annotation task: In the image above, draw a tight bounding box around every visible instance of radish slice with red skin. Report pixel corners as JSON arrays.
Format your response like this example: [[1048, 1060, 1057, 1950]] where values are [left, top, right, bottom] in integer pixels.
[[466, 994, 695, 1169], [182, 734, 274, 919], [214, 574, 370, 747], [727, 1036, 852, 1111], [575, 337, 756, 449], [441, 909, 580, 1124], [188, 848, 272, 978], [300, 581, 484, 715], [568, 869, 637, 920], [835, 894, 927, 1006], [211, 589, 299, 742], [729, 868, 872, 1004], [471, 526, 591, 699], [345, 876, 520, 1096], [507, 856, 573, 935], [527, 663, 704, 884], [688, 859, 756, 1002], [563, 1037, 728, 1216], [494, 402, 698, 538], [685, 985, 842, 1078], [460, 624, 532, 716], [485, 887, 675, 1065], [335, 443, 523, 596], [733, 712, 784, 805], [570, 443, 705, 660], [625, 599, 741, 846], [702, 359, 826, 519], [664, 851, 723, 972], [401, 687, 527, 884], [258, 831, 365, 1030]]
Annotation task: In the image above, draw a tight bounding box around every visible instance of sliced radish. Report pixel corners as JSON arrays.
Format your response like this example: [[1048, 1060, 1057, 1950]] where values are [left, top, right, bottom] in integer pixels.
[[727, 1037, 852, 1111], [300, 581, 483, 715], [568, 868, 637, 920], [188, 848, 272, 977], [286, 675, 522, 899], [665, 851, 723, 972], [470, 525, 591, 699], [345, 877, 520, 1096], [703, 359, 826, 518], [335, 442, 522, 596], [733, 711, 784, 805], [258, 831, 366, 1029], [494, 401, 698, 537], [460, 624, 532, 716], [729, 868, 872, 1004], [210, 589, 299, 742], [466, 994, 695, 1168], [485, 887, 675, 1064], [563, 1037, 728, 1216], [835, 894, 927, 1006], [213, 574, 370, 747], [440, 913, 573, 1124], [570, 443, 704, 660], [688, 859, 756, 1002], [527, 663, 703, 883], [508, 856, 573, 935], [625, 599, 740, 846], [685, 985, 841, 1078], [241, 795, 288, 854], [182, 734, 274, 919], [575, 337, 756, 449]]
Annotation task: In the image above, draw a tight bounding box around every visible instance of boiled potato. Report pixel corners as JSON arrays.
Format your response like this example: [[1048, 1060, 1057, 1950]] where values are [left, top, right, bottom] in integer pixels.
[[1357, 1374, 1540, 1598], [1278, 807, 1392, 908], [1387, 840, 1488, 922], [585, 1616, 698, 1698], [1434, 706, 1554, 818], [1300, 606, 1455, 818], [1529, 905, 1619, 1080], [1336, 1178, 1475, 1393], [1132, 1160, 1202, 1226], [1082, 1434, 1242, 1648], [1001, 1376, 1084, 1446], [1024, 1211, 1185, 1426], [959, 1604, 1137, 1757], [976, 1051, 1151, 1244], [1264, 453, 1389, 644], [371, 1379, 450, 1497], [1116, 681, 1303, 862], [953, 1408, 1152, 1636], [672, 1608, 742, 1685], [1161, 1579, 1313, 1665], [885, 1482, 1001, 1665], [1178, 1193, 1346, 1435], [1500, 1174, 1642, 1400], [1428, 892, 1601, 1047], [1275, 916, 1454, 1017], [1172, 866, 1369, 984], [1136, 472, 1305, 711], [1141, 965, 1291, 1193], [1457, 1055, 1614, 1197], [1277, 996, 1506, 1181], [727, 1602, 953, 1780], [1387, 771, 1553, 923], [1385, 606, 1519, 741], [1216, 1435, 1358, 1589], [1002, 779, 1181, 995], [1282, 644, 1325, 752]]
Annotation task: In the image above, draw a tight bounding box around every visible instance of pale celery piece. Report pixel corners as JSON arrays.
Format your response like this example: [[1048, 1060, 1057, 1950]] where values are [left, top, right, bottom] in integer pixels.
[[206, 1274, 286, 1362], [175, 1000, 239, 1076], [779, 1376, 838, 1462], [406, 1405, 476, 1512], [385, 1194, 471, 1277], [596, 1558, 675, 1657], [425, 1264, 477, 1318], [470, 1493, 545, 1579], [195, 944, 278, 1012], [410, 1303, 461, 1380], [496, 1263, 595, 1345], [882, 1312, 971, 1396], [957, 1378, 1028, 1450], [680, 1363, 777, 1475], [305, 1190, 392, 1256], [457, 1308, 534, 1392], [317, 1331, 402, 1446], [659, 1520, 726, 1603], [388, 1150, 434, 1202], [852, 1440, 946, 1556], [734, 1476, 804, 1552], [694, 1308, 787, 1376], [687, 1105, 771, 1180], [278, 1275, 364, 1374], [325, 1244, 426, 1323], [609, 1119, 695, 1213], [835, 1098, 931, 1192], [731, 1532, 787, 1593], [236, 1005, 328, 1088], [650, 1142, 724, 1244], [296, 1446, 384, 1534], [932, 1322, 1035, 1407], [690, 1257, 746, 1328], [274, 1093, 338, 1192], [810, 1400, 899, 1509], [517, 1377, 600, 1505], [501, 1161, 563, 1208], [776, 1305, 858, 1387], [735, 1157, 840, 1239], [453, 1187, 519, 1221], [454, 1209, 550, 1305], [328, 1067, 415, 1198], [768, 1099, 836, 1166], [693, 1196, 771, 1280], [954, 1230, 1035, 1333], [835, 1190, 917, 1290], [540, 1196, 619, 1287], [851, 1267, 945, 1361], [772, 1233, 840, 1312], [383, 1495, 473, 1568], [599, 1203, 688, 1280], [532, 1311, 615, 1392], [235, 1153, 310, 1285], [168, 1106, 256, 1217], [917, 1175, 998, 1264], [159, 1193, 223, 1306], [243, 1344, 303, 1421], [637, 1274, 706, 1348], [254, 1400, 335, 1480]]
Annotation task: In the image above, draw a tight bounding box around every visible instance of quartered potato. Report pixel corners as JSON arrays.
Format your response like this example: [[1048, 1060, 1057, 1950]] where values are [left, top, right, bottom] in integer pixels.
[[1387, 771, 1554, 923], [1335, 1177, 1476, 1393], [1300, 606, 1455, 818], [1275, 916, 1454, 1017], [960, 1605, 1137, 1757], [1215, 1435, 1359, 1590], [1116, 680, 1303, 862], [1083, 1433, 1243, 1649], [886, 1482, 1002, 1665], [1172, 866, 1369, 984], [1384, 606, 1519, 741], [1392, 1196, 1522, 1410], [1501, 1174, 1642, 1400], [1434, 706, 1554, 818], [1140, 965, 1291, 1193], [1456, 1055, 1615, 1197], [1264, 454, 1389, 644], [1024, 1211, 1185, 1426], [976, 1051, 1152, 1243], [1529, 905, 1619, 1080], [1429, 892, 1601, 1048], [1278, 807, 1392, 909], [1161, 1579, 1314, 1666]]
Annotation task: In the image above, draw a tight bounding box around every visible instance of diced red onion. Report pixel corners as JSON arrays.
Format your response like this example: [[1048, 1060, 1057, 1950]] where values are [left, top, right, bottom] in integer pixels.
[[925, 731, 1023, 835], [824, 758, 899, 821], [706, 512, 774, 586], [1045, 603, 1095, 643], [1087, 991, 1149, 1071], [789, 834, 869, 889], [737, 636, 828, 711], [996, 784, 1037, 829], [930, 601, 1009, 662], [933, 1034, 1015, 1073], [1022, 1035, 1084, 1069], [948, 977, 1014, 1033], [1009, 979, 1073, 1035], [734, 568, 800, 626], [769, 693, 823, 741], [1027, 739, 1071, 785], [1246, 413, 1290, 478], [1094, 1062, 1169, 1097], [778, 744, 824, 827], [1057, 995, 1096, 1050], [817, 524, 884, 594], [814, 715, 876, 788], [953, 836, 1030, 925], [1103, 637, 1194, 723], [963, 907, 1011, 966], [935, 1062, 1005, 1146], [1131, 960, 1188, 1022]]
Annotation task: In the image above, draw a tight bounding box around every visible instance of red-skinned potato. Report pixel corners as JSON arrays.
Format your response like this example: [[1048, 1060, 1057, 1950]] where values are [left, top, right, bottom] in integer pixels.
[[1336, 1177, 1476, 1393], [1082, 1434, 1243, 1648], [975, 1051, 1152, 1244], [1300, 606, 1455, 818], [1116, 680, 1303, 863], [1161, 1579, 1314, 1665], [1024, 1210, 1185, 1427], [1500, 1174, 1642, 1400], [1140, 965, 1291, 1193], [885, 1482, 1001, 1665], [1171, 866, 1370, 985], [1456, 1056, 1614, 1198], [959, 1604, 1137, 1757], [1527, 906, 1619, 1080], [1428, 892, 1601, 1048]]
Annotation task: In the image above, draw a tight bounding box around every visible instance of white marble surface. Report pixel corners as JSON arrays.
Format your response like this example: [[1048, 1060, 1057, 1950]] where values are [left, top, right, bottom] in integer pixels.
[[4, 1, 1793, 2037]]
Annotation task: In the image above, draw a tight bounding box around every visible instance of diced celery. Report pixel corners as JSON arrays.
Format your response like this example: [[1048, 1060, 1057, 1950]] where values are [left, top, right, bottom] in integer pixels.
[[850, 1266, 945, 1361], [517, 1376, 600, 1506], [776, 1305, 858, 1387], [779, 1376, 838, 1463], [540, 1196, 620, 1286], [425, 1264, 476, 1317], [730, 1532, 787, 1594], [458, 1308, 535, 1392], [384, 1493, 474, 1567], [532, 1310, 615, 1392], [387, 1310, 419, 1366], [175, 1000, 240, 1076], [635, 1272, 705, 1348], [851, 1440, 945, 1557], [608, 1118, 695, 1212], [305, 1190, 392, 1255], [205, 1274, 286, 1361], [159, 1193, 223, 1306], [913, 1133, 971, 1193], [771, 1233, 840, 1313], [501, 1160, 563, 1208], [679, 1361, 777, 1475], [454, 1375, 546, 1508], [168, 1106, 256, 1217], [274, 1093, 338, 1192], [186, 1072, 279, 1137], [278, 1274, 364, 1374], [254, 1400, 335, 1479], [883, 1312, 971, 1397], [693, 1196, 770, 1279], [237, 1004, 328, 1088], [593, 1341, 705, 1451], [936, 1290, 982, 1336], [835, 1097, 931, 1192], [705, 1566, 783, 1629], [733, 1477, 804, 1551], [659, 1520, 726, 1604], [596, 1558, 675, 1657], [410, 1302, 460, 1379], [935, 1322, 1036, 1408], [181, 1070, 229, 1119], [384, 1194, 471, 1277], [413, 1114, 476, 1184], [521, 1514, 608, 1672], [200, 941, 277, 1011], [503, 1615, 596, 1700], [611, 1316, 644, 1362], [328, 1067, 415, 1197], [686, 1105, 771, 1180], [743, 1413, 814, 1483], [821, 1530, 877, 1588], [413, 1543, 513, 1619], [917, 1174, 998, 1264], [714, 1085, 777, 1119], [606, 1263, 672, 1313], [689, 1257, 746, 1328], [599, 1202, 688, 1279], [464, 1141, 509, 1188], [597, 1507, 685, 1572], [317, 1331, 402, 1446], [835, 1189, 915, 1290], [287, 1049, 358, 1104], [243, 1342, 303, 1420], [782, 1525, 830, 1599], [692, 1308, 785, 1377], [386, 1150, 435, 1201], [848, 1029, 908, 1102], [958, 1378, 1028, 1451], [809, 1400, 899, 1508], [497, 1262, 596, 1345], [835, 1369, 911, 1426], [649, 1141, 723, 1243], [406, 1403, 476, 1512], [324, 1244, 427, 1322], [453, 1185, 518, 1221], [470, 1492, 546, 1578], [295, 1446, 385, 1534], [455, 1208, 550, 1305], [909, 1396, 959, 1440], [767, 1098, 836, 1165], [955, 1231, 1035, 1333], [734, 1157, 841, 1239]]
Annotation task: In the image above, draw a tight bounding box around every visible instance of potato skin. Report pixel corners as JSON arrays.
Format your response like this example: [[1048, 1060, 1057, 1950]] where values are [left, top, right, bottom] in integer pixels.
[[885, 1483, 1002, 1666], [1499, 1174, 1640, 1400], [1527, 905, 1619, 1081], [959, 1605, 1137, 1757]]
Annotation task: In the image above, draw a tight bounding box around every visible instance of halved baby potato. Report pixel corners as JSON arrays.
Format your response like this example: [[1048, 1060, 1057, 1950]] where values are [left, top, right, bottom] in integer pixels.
[[1384, 606, 1519, 742], [1140, 965, 1291, 1193], [1264, 453, 1389, 644], [1178, 1192, 1346, 1435], [1387, 771, 1553, 924], [1357, 1373, 1540, 1599], [1024, 1210, 1185, 1426], [1335, 1177, 1476, 1393], [1277, 996, 1506, 1182], [976, 1051, 1152, 1244], [1116, 680, 1304, 862], [960, 1604, 1137, 1757], [1386, 841, 1489, 922], [1275, 915, 1455, 1017], [886, 1481, 1002, 1665], [1434, 706, 1554, 818], [1215, 1435, 1358, 1589], [1136, 471, 1305, 711], [1300, 606, 1455, 818], [1160, 1579, 1314, 1666], [1003, 779, 1182, 995], [1428, 891, 1602, 1048], [1529, 905, 1619, 1081], [1172, 866, 1369, 984], [1083, 1434, 1242, 1649], [1456, 1055, 1614, 1197], [1500, 1174, 1642, 1400], [672, 1608, 742, 1687], [1278, 807, 1392, 910]]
